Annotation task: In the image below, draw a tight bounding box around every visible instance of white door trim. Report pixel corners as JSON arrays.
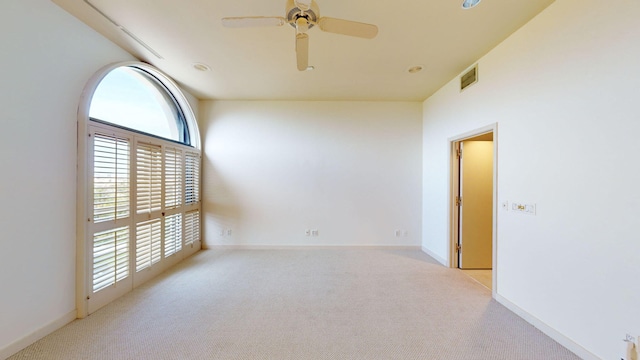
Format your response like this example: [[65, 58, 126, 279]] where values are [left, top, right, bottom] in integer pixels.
[[448, 123, 498, 297]]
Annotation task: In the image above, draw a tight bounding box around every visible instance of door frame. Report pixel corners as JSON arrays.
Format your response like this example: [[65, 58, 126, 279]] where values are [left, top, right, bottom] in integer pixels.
[[448, 123, 498, 296]]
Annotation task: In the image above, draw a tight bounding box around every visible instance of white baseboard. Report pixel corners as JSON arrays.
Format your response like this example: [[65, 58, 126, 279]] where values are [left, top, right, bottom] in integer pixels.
[[207, 245, 422, 250], [495, 294, 598, 360], [1, 310, 76, 360], [421, 246, 448, 266]]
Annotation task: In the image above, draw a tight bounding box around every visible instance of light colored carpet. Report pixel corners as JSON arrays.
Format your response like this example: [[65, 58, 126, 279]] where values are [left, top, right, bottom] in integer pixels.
[[9, 249, 580, 359]]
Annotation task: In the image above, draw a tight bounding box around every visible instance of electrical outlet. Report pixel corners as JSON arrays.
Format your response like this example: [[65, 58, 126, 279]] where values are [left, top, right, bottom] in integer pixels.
[[395, 230, 401, 237], [311, 229, 319, 236], [305, 229, 311, 236], [226, 229, 232, 236]]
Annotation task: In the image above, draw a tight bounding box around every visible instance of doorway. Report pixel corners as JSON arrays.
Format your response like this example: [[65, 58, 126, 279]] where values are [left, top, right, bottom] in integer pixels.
[[450, 127, 496, 292]]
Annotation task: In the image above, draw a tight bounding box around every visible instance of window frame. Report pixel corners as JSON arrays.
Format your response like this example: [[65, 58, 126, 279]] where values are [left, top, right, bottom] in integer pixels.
[[77, 62, 202, 318]]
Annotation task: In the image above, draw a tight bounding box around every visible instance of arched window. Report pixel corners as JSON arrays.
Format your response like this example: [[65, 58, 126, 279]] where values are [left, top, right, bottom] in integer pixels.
[[77, 62, 202, 317], [89, 66, 191, 145]]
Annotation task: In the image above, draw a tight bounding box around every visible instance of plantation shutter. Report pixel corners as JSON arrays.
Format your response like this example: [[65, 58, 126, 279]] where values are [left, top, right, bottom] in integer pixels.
[[137, 143, 162, 214], [184, 152, 201, 248], [136, 219, 162, 271], [93, 227, 129, 292], [93, 134, 130, 222], [165, 147, 182, 209], [164, 214, 183, 256], [185, 152, 200, 205], [184, 210, 201, 246], [90, 133, 131, 294], [86, 124, 201, 315], [135, 142, 163, 271]]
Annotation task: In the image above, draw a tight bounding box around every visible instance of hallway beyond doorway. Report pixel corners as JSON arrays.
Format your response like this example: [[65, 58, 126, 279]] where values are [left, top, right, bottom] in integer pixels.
[[461, 269, 492, 290]]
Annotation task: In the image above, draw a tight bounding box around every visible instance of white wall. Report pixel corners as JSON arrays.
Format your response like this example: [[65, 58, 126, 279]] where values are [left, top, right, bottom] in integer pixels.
[[422, 0, 640, 358], [0, 1, 134, 357], [201, 101, 422, 247]]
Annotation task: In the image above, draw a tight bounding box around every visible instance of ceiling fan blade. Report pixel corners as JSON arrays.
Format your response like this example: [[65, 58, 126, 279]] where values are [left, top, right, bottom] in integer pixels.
[[294, 0, 313, 11], [296, 33, 309, 71], [221, 16, 286, 28], [317, 17, 378, 39]]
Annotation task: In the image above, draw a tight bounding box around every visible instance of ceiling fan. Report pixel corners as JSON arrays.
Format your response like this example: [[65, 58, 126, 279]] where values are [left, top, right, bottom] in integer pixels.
[[221, 0, 378, 71]]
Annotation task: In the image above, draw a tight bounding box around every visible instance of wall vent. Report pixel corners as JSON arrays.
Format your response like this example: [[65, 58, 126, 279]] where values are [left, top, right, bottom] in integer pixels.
[[460, 65, 478, 91]]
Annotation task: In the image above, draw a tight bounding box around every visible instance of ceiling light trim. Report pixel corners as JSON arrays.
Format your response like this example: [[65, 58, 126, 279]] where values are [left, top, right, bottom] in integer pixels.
[[408, 65, 424, 74], [193, 63, 211, 72]]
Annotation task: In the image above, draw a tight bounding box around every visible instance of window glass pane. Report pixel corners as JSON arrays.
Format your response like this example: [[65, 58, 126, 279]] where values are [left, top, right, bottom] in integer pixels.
[[90, 67, 188, 144]]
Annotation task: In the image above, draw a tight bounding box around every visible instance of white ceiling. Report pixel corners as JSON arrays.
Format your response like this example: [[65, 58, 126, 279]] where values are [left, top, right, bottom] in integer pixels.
[[52, 0, 554, 101]]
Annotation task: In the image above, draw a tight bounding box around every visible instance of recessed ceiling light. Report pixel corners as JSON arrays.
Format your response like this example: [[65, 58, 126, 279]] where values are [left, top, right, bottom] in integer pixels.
[[462, 0, 481, 9], [408, 65, 424, 74], [193, 63, 211, 72]]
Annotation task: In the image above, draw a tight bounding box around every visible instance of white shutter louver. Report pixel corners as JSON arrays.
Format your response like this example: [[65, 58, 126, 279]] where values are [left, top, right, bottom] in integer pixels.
[[93, 134, 130, 222], [137, 143, 162, 214], [164, 214, 183, 257], [93, 226, 130, 292], [185, 152, 200, 205], [136, 219, 162, 272], [184, 210, 200, 246], [165, 147, 183, 209]]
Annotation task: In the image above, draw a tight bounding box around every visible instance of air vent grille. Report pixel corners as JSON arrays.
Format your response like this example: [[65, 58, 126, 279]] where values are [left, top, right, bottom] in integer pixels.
[[460, 65, 478, 91]]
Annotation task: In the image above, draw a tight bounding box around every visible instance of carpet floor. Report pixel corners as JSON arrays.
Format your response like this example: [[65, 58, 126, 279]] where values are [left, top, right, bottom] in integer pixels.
[[9, 248, 580, 359]]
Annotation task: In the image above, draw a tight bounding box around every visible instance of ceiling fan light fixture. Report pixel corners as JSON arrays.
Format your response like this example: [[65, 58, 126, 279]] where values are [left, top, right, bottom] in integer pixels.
[[462, 0, 481, 9]]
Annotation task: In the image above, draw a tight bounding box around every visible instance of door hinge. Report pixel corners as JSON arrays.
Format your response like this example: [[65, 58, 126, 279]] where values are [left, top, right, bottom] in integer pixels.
[[456, 148, 462, 159], [455, 196, 462, 207], [456, 244, 462, 253]]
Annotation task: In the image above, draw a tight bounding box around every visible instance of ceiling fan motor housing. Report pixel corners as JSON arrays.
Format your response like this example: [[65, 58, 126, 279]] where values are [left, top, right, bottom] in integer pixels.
[[286, 0, 319, 29]]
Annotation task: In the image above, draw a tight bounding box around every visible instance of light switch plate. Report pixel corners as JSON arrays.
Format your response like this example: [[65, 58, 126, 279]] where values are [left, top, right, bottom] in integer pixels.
[[511, 202, 536, 215]]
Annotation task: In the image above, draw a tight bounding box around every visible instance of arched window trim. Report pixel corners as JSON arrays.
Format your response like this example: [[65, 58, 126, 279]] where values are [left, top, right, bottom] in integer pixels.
[[76, 62, 202, 318]]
